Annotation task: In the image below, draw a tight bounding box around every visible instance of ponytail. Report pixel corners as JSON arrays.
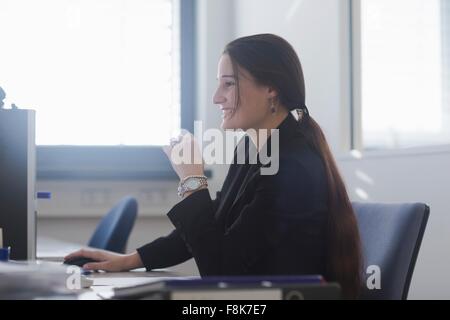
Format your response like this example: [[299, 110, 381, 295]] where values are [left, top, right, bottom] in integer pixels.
[[299, 115, 363, 299]]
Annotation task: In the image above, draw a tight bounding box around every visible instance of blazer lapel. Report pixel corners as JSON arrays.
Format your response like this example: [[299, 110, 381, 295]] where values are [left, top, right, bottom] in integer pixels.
[[214, 136, 253, 221], [227, 163, 260, 215], [228, 114, 303, 213], [214, 162, 248, 220], [215, 114, 302, 224]]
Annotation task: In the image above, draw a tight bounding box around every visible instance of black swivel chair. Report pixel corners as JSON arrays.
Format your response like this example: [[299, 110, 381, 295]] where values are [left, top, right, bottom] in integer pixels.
[[353, 202, 429, 300], [88, 196, 138, 254]]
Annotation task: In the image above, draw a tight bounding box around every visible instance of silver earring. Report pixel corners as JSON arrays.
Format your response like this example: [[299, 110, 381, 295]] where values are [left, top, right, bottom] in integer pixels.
[[270, 101, 276, 114]]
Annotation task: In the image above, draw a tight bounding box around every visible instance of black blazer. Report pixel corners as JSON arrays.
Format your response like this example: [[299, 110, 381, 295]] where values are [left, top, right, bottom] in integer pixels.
[[137, 114, 330, 277]]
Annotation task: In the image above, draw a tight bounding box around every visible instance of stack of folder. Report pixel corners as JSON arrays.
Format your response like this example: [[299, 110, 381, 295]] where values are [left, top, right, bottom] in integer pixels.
[[108, 275, 341, 300]]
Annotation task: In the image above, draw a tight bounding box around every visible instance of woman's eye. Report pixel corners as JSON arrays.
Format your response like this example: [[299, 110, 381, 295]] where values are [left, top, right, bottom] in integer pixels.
[[224, 82, 235, 87]]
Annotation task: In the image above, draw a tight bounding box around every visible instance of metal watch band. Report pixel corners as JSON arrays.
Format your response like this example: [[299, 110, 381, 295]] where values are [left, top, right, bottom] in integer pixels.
[[177, 175, 208, 198]]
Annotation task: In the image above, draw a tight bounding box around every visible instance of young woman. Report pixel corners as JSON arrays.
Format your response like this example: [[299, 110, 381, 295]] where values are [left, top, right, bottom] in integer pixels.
[[65, 34, 363, 299]]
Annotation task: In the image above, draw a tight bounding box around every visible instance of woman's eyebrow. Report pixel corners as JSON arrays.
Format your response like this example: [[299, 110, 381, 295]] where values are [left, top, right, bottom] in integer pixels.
[[220, 75, 236, 79]]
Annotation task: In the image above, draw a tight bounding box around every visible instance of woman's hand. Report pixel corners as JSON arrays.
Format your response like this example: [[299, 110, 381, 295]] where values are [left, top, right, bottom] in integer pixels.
[[163, 131, 204, 181], [64, 249, 143, 272]]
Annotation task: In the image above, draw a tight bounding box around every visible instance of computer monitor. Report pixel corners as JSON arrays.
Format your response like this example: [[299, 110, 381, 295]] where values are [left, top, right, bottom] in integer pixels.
[[0, 109, 36, 260]]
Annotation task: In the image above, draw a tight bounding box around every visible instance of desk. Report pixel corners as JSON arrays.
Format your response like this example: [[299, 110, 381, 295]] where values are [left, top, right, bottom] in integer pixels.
[[26, 238, 339, 300], [37, 236, 86, 261], [78, 269, 191, 300], [34, 236, 192, 300]]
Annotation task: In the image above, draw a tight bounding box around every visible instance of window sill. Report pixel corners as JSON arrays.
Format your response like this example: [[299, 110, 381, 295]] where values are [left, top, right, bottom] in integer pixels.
[[337, 143, 450, 161]]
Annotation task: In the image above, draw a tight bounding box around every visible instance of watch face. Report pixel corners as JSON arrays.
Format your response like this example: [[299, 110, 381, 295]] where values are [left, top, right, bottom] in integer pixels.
[[186, 178, 201, 189]]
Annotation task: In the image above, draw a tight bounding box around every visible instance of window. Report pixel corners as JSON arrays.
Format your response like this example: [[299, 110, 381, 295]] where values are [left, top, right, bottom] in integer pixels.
[[353, 0, 450, 150], [0, 0, 196, 178]]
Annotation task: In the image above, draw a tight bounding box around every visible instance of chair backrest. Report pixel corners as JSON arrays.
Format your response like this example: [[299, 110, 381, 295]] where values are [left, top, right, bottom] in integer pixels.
[[88, 196, 138, 253], [352, 202, 429, 300]]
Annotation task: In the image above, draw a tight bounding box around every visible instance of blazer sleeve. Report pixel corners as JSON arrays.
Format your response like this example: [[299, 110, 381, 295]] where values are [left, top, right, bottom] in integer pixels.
[[136, 191, 223, 271], [166, 162, 308, 276]]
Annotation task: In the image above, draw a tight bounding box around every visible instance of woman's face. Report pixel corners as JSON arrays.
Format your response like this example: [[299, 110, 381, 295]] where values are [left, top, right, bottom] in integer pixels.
[[213, 54, 274, 130]]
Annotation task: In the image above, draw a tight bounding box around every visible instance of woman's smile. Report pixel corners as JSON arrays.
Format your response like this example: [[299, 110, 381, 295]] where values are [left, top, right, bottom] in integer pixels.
[[220, 107, 234, 119]]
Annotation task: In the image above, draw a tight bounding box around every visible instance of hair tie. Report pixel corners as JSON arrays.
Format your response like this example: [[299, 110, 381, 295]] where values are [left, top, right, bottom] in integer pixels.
[[292, 105, 309, 122]]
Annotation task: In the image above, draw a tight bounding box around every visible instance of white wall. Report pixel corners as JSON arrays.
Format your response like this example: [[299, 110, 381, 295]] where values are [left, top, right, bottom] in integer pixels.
[[232, 0, 450, 299]]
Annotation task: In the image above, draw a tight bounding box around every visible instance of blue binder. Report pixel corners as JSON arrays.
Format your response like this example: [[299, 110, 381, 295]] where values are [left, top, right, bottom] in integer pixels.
[[161, 275, 325, 288], [111, 275, 340, 300]]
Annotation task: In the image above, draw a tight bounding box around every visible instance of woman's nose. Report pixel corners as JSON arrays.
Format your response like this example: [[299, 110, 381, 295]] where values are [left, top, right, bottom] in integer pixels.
[[213, 89, 226, 105]]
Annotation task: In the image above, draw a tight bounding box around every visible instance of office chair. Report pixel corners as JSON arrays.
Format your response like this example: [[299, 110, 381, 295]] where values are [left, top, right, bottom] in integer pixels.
[[353, 202, 429, 300], [88, 196, 138, 254]]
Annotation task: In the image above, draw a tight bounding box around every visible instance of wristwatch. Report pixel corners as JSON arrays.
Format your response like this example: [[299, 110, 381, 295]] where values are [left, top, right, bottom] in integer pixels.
[[177, 175, 208, 198]]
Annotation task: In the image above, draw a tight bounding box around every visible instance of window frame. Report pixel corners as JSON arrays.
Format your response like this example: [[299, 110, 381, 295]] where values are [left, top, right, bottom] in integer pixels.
[[37, 0, 198, 181], [350, 0, 364, 151], [350, 0, 450, 152]]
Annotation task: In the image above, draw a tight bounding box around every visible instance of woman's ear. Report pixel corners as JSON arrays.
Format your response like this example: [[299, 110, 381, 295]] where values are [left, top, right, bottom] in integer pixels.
[[267, 86, 278, 99]]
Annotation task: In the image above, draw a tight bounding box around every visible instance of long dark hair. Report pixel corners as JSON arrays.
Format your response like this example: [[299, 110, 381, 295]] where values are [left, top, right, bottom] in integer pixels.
[[224, 34, 363, 299]]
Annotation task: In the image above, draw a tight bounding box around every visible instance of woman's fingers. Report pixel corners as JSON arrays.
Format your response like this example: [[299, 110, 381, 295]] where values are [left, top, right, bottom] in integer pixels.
[[83, 261, 108, 271], [64, 248, 105, 262], [162, 131, 205, 181], [64, 249, 84, 261], [164, 134, 185, 158], [164, 133, 204, 165], [170, 135, 182, 147], [63, 249, 127, 272], [83, 255, 125, 272]]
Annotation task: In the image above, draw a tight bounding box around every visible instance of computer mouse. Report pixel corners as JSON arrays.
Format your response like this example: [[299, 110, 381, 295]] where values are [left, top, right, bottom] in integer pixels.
[[63, 257, 98, 267]]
